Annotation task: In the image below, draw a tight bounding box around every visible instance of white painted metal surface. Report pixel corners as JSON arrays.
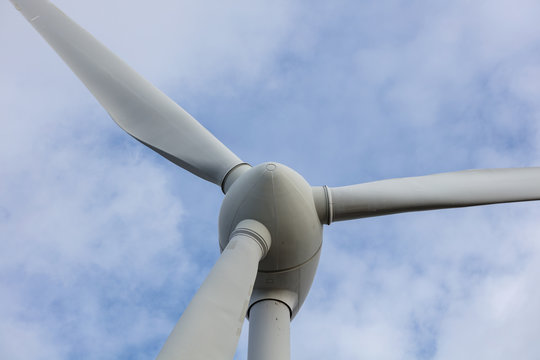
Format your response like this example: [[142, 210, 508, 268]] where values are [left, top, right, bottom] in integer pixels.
[[156, 220, 270, 360], [319, 167, 540, 222], [219, 163, 323, 317], [248, 300, 291, 360]]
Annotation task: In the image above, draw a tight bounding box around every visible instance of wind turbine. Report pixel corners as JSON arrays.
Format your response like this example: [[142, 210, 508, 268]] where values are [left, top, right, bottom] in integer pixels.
[[9, 0, 540, 359]]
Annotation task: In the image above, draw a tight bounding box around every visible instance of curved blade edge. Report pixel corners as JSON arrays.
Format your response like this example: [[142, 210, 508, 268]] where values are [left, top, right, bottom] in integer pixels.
[[11, 0, 244, 186], [319, 167, 540, 222]]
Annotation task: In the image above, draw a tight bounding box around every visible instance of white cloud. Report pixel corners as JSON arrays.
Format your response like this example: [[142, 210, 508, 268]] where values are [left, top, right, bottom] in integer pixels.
[[2, 0, 540, 359]]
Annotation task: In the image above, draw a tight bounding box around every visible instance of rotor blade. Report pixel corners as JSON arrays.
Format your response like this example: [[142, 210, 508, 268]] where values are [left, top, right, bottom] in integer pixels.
[[11, 0, 244, 186], [156, 220, 271, 360], [321, 167, 540, 223]]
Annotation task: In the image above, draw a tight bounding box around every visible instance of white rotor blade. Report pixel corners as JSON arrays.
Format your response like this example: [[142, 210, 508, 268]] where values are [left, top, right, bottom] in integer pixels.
[[326, 167, 540, 222], [11, 0, 244, 186], [156, 220, 271, 360]]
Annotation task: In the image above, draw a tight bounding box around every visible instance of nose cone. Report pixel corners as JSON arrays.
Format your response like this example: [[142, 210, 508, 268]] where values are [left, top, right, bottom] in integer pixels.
[[219, 163, 323, 272]]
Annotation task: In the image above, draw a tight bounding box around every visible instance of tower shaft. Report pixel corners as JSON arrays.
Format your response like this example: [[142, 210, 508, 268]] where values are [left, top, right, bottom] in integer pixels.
[[248, 300, 291, 360]]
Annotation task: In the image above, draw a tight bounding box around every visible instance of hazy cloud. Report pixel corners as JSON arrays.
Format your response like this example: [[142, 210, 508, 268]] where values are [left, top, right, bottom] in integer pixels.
[[2, 0, 540, 359]]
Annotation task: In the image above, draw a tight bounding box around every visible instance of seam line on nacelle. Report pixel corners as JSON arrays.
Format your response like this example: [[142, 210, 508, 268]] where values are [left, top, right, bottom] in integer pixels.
[[257, 242, 322, 274]]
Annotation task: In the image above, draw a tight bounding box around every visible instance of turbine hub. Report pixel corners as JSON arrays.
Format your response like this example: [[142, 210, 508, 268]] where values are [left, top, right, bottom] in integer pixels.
[[219, 162, 323, 317]]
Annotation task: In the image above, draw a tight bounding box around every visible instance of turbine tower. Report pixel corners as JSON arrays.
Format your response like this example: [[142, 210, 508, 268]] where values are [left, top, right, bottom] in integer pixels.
[[10, 1, 540, 359]]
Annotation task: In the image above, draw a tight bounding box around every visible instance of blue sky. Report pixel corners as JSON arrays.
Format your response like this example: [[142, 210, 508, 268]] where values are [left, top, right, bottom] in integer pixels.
[[1, 0, 540, 359]]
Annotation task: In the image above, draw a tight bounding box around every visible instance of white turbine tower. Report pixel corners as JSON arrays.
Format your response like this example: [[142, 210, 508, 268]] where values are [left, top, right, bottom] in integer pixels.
[[10, 0, 540, 359]]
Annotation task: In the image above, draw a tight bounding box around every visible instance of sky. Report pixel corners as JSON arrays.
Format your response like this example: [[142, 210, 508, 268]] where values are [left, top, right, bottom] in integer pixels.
[[1, 0, 540, 359]]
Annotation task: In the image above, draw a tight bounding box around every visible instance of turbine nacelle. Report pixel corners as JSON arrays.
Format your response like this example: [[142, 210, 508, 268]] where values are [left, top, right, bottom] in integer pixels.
[[219, 162, 323, 316]]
